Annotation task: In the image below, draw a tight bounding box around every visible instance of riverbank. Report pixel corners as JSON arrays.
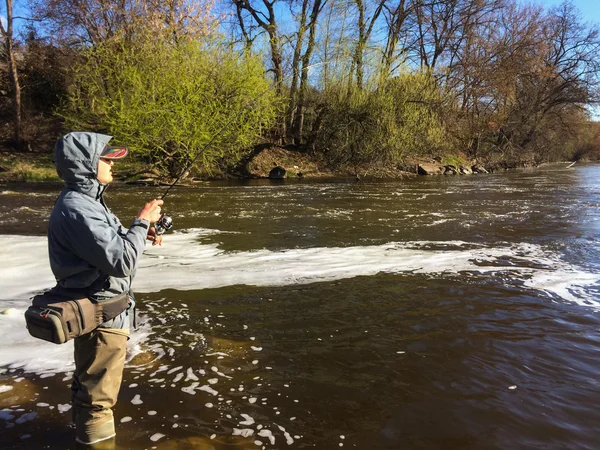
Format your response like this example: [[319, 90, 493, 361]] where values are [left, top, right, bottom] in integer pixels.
[[0, 150, 485, 185], [0, 147, 415, 184], [0, 146, 586, 185]]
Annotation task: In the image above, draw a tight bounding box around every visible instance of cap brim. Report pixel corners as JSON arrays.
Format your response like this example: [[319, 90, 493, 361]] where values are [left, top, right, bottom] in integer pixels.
[[101, 146, 129, 159]]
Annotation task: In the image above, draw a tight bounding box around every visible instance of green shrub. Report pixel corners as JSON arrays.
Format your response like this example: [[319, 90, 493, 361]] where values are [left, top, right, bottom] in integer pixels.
[[315, 71, 450, 169], [60, 36, 279, 177]]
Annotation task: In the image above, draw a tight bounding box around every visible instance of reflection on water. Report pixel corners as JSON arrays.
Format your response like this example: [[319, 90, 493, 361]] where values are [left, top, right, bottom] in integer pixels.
[[1, 164, 600, 449]]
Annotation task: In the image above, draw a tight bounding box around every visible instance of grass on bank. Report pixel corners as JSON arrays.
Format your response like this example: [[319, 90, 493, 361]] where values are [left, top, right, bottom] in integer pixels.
[[0, 153, 60, 182], [441, 154, 471, 169], [0, 152, 161, 183], [10, 162, 59, 181]]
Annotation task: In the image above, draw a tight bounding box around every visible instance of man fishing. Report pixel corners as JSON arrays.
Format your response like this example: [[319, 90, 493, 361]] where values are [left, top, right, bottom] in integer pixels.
[[48, 132, 163, 445]]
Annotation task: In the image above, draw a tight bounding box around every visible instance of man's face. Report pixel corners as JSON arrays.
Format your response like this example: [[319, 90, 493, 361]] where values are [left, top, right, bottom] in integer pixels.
[[97, 158, 114, 184]]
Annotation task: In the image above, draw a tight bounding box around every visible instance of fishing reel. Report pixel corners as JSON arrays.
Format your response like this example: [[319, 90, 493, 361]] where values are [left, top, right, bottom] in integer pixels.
[[154, 213, 173, 236]]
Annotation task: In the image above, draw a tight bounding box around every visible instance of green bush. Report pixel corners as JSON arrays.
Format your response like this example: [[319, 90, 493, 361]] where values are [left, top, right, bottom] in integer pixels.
[[60, 36, 278, 177], [314, 71, 450, 169]]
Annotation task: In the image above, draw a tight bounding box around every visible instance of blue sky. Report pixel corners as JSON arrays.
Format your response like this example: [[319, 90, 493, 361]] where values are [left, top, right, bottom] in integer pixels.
[[3, 1, 600, 33], [534, 0, 600, 23]]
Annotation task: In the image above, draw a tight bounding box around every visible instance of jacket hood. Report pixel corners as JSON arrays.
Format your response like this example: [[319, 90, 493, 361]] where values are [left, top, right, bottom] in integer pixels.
[[54, 132, 113, 197]]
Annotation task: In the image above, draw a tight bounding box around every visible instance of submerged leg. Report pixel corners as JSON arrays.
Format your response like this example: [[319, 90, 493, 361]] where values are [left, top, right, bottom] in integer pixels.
[[72, 328, 128, 445]]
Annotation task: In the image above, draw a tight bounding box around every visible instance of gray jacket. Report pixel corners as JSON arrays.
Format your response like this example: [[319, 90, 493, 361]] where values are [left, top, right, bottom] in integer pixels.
[[48, 132, 149, 328]]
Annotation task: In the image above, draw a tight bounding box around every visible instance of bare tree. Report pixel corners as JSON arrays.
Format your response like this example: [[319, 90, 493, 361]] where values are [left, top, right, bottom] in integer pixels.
[[292, 0, 326, 144], [505, 2, 600, 151], [409, 0, 501, 75], [286, 0, 310, 142], [231, 0, 285, 91], [0, 0, 23, 147], [231, 0, 287, 139], [31, 0, 134, 45], [352, 0, 386, 89], [379, 0, 413, 80], [31, 0, 217, 46]]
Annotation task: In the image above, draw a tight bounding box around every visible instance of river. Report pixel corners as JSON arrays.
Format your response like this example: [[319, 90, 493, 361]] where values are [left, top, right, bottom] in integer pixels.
[[1, 163, 599, 449]]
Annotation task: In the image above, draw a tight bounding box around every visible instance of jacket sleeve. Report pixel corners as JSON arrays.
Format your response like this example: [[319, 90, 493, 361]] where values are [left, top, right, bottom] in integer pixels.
[[62, 207, 150, 278]]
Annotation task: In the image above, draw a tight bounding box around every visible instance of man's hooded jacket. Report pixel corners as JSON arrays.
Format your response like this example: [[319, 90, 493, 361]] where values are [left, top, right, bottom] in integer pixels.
[[48, 132, 149, 327]]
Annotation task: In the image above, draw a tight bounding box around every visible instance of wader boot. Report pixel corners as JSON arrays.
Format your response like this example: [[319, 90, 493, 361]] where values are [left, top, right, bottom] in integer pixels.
[[72, 328, 129, 445]]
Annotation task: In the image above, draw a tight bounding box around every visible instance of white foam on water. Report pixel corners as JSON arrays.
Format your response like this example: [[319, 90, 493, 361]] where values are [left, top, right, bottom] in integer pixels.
[[167, 366, 183, 374], [205, 352, 229, 357], [258, 429, 275, 445], [1, 230, 599, 375], [150, 433, 165, 442], [181, 382, 199, 395], [276, 424, 296, 445], [57, 404, 71, 413], [173, 373, 183, 383], [198, 385, 218, 396], [233, 428, 254, 437], [240, 413, 255, 425], [185, 368, 199, 381]]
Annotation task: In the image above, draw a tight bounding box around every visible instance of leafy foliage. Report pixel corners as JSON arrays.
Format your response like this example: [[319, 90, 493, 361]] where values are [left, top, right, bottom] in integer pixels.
[[60, 36, 278, 176], [315, 71, 450, 170]]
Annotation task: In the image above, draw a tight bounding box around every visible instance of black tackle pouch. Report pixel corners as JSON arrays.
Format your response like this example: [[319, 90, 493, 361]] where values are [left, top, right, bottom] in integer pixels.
[[24, 292, 129, 344]]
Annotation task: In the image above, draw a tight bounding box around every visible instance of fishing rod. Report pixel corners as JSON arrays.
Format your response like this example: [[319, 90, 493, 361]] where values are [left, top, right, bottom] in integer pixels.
[[159, 94, 264, 201], [152, 95, 261, 235], [154, 96, 262, 235], [154, 60, 334, 236]]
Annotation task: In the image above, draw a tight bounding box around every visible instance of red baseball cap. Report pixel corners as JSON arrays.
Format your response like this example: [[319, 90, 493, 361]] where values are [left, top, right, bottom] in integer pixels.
[[101, 145, 129, 159]]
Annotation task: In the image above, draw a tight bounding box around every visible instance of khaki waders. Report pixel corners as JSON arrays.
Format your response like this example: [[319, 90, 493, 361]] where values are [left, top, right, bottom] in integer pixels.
[[72, 328, 129, 445]]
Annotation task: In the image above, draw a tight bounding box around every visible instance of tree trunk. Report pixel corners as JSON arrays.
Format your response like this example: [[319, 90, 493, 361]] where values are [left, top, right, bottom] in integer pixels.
[[293, 0, 324, 145], [354, 0, 366, 89], [232, 0, 286, 143], [287, 0, 309, 144], [353, 0, 385, 90], [1, 0, 22, 147]]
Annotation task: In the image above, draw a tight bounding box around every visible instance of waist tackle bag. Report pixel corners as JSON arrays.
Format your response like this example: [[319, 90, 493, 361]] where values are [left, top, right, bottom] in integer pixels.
[[24, 292, 129, 344]]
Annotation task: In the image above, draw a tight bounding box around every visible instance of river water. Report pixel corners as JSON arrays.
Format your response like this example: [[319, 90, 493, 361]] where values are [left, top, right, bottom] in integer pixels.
[[1, 164, 599, 449]]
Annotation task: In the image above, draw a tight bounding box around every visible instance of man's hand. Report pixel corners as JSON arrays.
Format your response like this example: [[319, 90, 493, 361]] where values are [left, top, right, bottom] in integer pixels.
[[137, 199, 163, 223], [147, 226, 163, 246]]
